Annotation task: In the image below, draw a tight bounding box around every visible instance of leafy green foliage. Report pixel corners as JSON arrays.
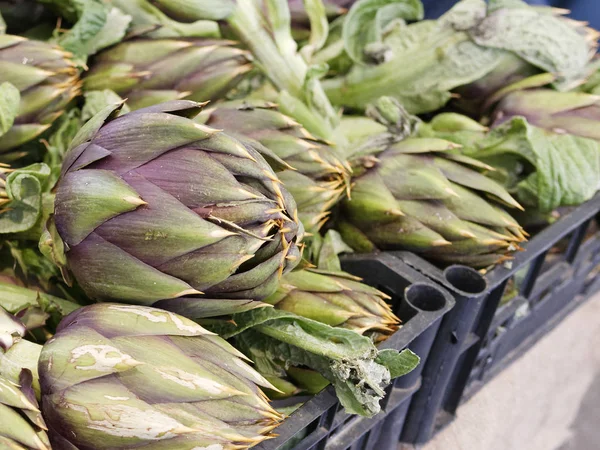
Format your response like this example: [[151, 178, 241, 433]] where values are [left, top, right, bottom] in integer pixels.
[[41, 0, 130, 61], [343, 0, 424, 64], [206, 307, 417, 416], [467, 118, 600, 212]]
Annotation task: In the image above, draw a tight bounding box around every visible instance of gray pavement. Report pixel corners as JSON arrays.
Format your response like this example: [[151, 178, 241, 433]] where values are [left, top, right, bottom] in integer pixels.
[[416, 293, 600, 450]]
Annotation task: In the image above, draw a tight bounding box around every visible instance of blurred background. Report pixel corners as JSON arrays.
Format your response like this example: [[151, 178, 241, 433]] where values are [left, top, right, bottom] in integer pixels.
[[424, 0, 600, 30]]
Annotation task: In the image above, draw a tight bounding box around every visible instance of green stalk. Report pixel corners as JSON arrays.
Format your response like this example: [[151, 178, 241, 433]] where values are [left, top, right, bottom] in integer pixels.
[[228, 0, 305, 97], [228, 0, 337, 139], [322, 30, 469, 107]]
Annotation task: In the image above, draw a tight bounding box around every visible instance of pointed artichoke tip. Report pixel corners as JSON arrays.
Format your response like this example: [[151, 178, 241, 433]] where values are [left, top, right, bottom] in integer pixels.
[[262, 169, 283, 183], [173, 288, 203, 298], [176, 91, 193, 100], [211, 228, 237, 238], [123, 195, 147, 206], [432, 239, 452, 247], [238, 254, 256, 265], [238, 187, 262, 199], [389, 208, 405, 216], [445, 187, 461, 198], [194, 122, 220, 135], [513, 201, 525, 211], [459, 229, 477, 239]]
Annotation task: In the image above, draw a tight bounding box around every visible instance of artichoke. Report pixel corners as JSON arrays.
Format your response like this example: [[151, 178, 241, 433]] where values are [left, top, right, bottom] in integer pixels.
[[0, 368, 49, 450], [84, 38, 252, 110], [266, 268, 399, 342], [53, 100, 302, 304], [491, 86, 600, 141], [0, 305, 49, 450], [340, 137, 526, 268], [338, 100, 525, 268], [39, 303, 283, 449], [0, 35, 80, 155], [197, 102, 351, 231]]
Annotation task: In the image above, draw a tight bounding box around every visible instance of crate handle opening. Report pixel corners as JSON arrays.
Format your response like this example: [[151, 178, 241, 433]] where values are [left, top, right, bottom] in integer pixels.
[[443, 266, 487, 294], [405, 283, 447, 312]]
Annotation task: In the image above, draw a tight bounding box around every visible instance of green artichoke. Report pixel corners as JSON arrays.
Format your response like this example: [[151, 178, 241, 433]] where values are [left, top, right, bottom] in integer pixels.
[[340, 136, 526, 268], [197, 102, 351, 231], [335, 97, 525, 269], [265, 268, 399, 342], [84, 38, 252, 110], [491, 87, 600, 141], [0, 369, 49, 450], [39, 303, 283, 449], [0, 35, 80, 155], [53, 100, 302, 304], [0, 305, 49, 450]]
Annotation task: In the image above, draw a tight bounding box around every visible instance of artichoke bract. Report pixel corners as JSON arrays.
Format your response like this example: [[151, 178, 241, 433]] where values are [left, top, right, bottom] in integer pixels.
[[53, 100, 302, 303], [84, 39, 252, 110], [0, 35, 80, 154], [197, 102, 351, 231], [39, 303, 282, 449]]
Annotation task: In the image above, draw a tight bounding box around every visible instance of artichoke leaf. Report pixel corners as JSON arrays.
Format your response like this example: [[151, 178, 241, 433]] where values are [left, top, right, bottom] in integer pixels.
[[0, 82, 19, 138], [343, 0, 424, 64], [470, 118, 600, 212]]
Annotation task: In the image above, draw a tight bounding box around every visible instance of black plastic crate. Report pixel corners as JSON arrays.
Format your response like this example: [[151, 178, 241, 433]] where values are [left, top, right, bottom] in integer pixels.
[[393, 193, 600, 444], [256, 253, 455, 450]]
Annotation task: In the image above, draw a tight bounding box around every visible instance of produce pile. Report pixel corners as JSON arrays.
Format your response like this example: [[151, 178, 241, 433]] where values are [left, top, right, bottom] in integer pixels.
[[1, 0, 599, 448]]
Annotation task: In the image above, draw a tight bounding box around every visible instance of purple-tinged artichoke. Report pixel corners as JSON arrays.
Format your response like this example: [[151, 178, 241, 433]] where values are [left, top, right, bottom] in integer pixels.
[[492, 88, 600, 141], [84, 38, 252, 110], [39, 303, 283, 449], [197, 102, 351, 231], [0, 35, 80, 155], [53, 100, 302, 304], [0, 303, 49, 450]]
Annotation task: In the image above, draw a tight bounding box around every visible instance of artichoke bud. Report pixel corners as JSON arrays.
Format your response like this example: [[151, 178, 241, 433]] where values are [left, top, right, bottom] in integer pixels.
[[0, 35, 81, 156], [53, 100, 302, 304], [198, 101, 352, 231], [39, 303, 283, 449], [0, 370, 50, 450], [84, 38, 252, 110], [492, 87, 600, 141], [341, 137, 525, 268], [266, 268, 399, 342]]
